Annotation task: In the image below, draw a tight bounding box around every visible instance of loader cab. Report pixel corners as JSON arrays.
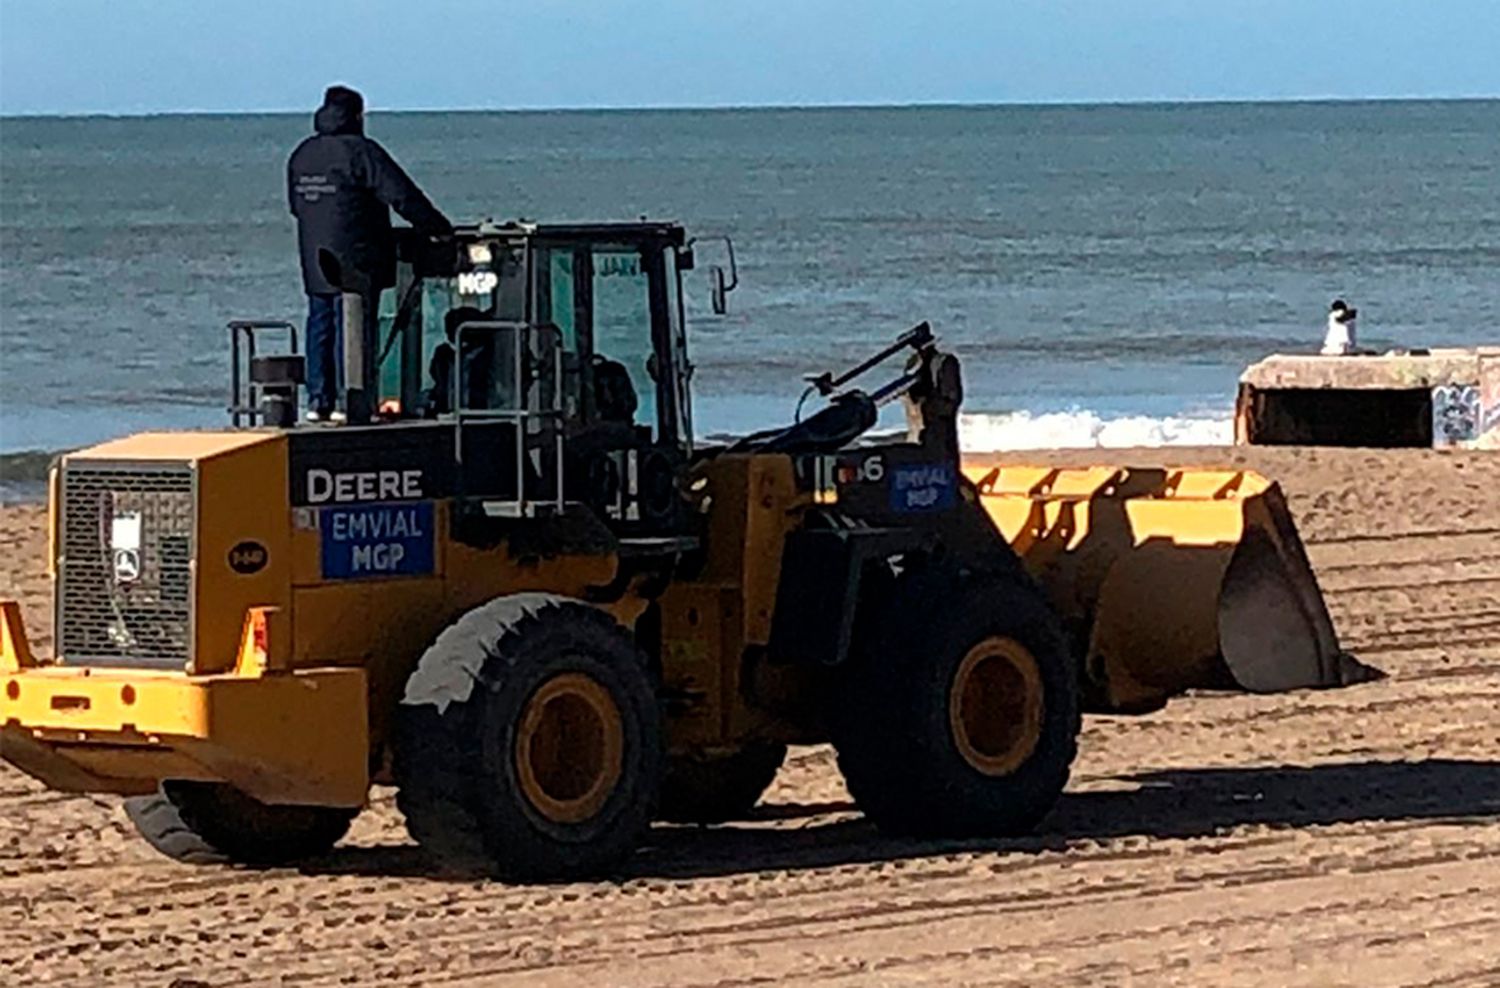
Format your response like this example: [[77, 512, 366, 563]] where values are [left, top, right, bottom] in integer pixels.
[[383, 222, 692, 440], [379, 222, 697, 531]]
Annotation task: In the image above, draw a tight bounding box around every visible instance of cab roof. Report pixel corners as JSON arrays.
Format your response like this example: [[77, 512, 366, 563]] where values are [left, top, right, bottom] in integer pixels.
[[447, 220, 687, 246]]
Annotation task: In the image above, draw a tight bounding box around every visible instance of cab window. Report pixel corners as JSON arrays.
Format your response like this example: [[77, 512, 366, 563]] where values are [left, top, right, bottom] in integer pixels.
[[406, 245, 529, 415], [591, 248, 657, 433], [541, 250, 581, 352]]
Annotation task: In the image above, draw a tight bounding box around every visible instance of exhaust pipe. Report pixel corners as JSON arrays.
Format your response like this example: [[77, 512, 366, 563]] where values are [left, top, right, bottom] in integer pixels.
[[316, 249, 376, 424], [339, 288, 371, 424]]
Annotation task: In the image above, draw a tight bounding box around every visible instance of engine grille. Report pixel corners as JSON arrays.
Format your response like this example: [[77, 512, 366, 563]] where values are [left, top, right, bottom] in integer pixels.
[[56, 461, 195, 668]]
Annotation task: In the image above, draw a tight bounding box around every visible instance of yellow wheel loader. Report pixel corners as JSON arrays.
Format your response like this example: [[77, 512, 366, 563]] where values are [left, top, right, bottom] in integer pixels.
[[0, 221, 1366, 880]]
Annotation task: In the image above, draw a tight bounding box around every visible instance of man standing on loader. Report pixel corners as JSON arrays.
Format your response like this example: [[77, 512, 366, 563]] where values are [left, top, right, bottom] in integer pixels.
[[288, 85, 453, 421]]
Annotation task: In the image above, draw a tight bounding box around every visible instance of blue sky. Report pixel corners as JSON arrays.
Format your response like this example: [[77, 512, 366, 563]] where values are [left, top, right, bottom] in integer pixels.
[[2, 0, 1498, 115]]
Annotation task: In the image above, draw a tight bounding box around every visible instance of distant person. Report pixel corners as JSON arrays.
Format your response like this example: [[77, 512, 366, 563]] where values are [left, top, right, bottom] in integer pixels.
[[1321, 299, 1359, 356], [287, 85, 453, 421]]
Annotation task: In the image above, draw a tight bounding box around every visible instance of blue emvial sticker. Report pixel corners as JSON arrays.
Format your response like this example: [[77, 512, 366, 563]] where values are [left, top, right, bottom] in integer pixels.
[[890, 463, 956, 513], [320, 501, 435, 580]]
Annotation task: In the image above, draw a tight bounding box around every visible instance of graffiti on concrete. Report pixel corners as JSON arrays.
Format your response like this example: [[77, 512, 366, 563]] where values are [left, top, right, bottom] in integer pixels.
[[1432, 384, 1481, 447]]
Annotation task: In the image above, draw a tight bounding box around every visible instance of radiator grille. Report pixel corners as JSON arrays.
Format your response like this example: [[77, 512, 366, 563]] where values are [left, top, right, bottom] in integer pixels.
[[56, 461, 195, 668]]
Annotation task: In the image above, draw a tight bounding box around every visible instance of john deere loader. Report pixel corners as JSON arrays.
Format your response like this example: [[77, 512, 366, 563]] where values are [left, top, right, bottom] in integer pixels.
[[0, 221, 1364, 879]]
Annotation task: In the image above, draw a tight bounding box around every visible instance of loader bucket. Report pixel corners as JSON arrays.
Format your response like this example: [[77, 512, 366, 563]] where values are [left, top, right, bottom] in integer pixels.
[[963, 464, 1356, 713]]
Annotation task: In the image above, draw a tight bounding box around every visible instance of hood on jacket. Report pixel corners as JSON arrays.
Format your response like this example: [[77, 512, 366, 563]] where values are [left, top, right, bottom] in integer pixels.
[[314, 86, 364, 136]]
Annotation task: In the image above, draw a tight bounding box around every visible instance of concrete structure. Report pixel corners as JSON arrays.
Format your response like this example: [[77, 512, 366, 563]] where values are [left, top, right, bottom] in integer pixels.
[[1236, 348, 1500, 449]]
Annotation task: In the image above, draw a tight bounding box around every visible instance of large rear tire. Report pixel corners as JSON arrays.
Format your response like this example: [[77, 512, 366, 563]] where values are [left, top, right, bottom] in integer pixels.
[[393, 594, 662, 881], [124, 782, 357, 866], [658, 743, 786, 824], [832, 568, 1079, 838]]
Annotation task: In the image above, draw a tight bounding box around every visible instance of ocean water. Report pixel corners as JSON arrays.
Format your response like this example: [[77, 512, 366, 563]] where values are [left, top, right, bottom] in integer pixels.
[[2, 100, 1498, 473]]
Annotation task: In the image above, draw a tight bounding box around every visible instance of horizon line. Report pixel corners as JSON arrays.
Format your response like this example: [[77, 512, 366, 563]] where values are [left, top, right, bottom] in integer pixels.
[[3, 93, 1497, 121]]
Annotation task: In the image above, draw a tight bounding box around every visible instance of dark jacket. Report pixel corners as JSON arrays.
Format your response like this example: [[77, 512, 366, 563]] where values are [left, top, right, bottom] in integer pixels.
[[287, 98, 451, 294]]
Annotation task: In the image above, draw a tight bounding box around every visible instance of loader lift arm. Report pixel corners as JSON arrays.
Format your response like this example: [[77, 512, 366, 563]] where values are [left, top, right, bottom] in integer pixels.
[[731, 322, 947, 455]]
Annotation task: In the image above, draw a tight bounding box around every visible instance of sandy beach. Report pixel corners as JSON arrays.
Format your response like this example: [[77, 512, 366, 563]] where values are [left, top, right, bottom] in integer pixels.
[[2, 444, 1498, 987]]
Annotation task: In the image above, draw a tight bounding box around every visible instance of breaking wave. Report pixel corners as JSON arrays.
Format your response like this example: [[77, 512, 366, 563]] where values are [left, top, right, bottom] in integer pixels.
[[0, 450, 57, 504], [959, 409, 1233, 451], [0, 408, 1234, 503], [0, 450, 58, 483]]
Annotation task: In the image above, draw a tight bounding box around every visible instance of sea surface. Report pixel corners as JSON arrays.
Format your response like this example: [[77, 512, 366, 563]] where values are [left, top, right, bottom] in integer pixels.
[[2, 100, 1498, 486]]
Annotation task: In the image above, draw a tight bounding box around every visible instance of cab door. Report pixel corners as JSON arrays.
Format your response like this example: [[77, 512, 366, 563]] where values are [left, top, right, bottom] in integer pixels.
[[534, 239, 688, 532]]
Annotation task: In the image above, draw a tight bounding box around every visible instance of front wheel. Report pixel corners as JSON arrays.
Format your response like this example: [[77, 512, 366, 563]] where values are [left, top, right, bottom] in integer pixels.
[[832, 570, 1079, 838], [393, 594, 662, 881]]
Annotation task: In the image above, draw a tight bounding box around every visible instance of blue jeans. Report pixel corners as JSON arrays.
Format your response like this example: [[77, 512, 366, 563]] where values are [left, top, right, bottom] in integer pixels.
[[305, 292, 379, 414]]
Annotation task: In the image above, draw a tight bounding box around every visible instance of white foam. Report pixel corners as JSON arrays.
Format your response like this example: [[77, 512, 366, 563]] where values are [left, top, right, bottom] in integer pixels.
[[959, 409, 1234, 451]]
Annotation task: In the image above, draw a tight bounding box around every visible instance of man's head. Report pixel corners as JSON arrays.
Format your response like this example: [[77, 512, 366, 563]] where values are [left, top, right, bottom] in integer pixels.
[[444, 306, 489, 342], [324, 85, 363, 116], [314, 85, 365, 136]]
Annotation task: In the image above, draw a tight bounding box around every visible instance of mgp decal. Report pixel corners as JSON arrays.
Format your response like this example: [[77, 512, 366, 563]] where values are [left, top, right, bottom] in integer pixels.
[[889, 463, 956, 513], [320, 501, 435, 580]]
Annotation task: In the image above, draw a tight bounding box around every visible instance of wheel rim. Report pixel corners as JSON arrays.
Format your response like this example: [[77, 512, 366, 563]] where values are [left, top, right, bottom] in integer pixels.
[[948, 636, 1045, 777], [514, 671, 624, 824]]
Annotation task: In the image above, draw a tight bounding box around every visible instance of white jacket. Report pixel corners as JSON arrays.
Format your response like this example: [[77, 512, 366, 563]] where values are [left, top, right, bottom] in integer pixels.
[[1321, 311, 1357, 355]]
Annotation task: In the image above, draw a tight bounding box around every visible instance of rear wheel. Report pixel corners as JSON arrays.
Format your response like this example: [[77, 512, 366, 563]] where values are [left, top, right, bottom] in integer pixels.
[[124, 782, 356, 866], [393, 593, 662, 881], [658, 743, 786, 824], [832, 568, 1079, 837]]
